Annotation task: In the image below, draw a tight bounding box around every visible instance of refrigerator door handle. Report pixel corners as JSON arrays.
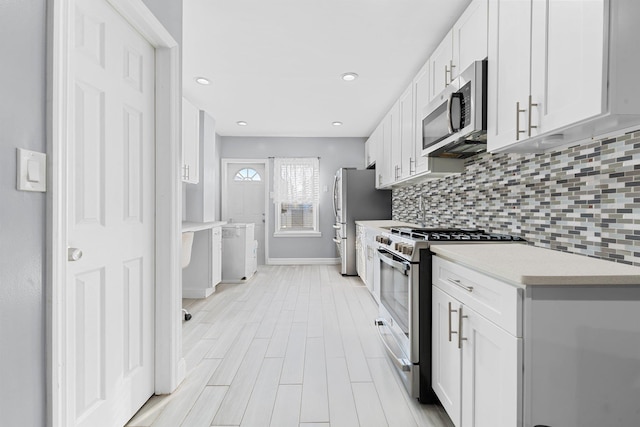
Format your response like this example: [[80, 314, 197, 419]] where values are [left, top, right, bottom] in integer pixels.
[[332, 173, 339, 219]]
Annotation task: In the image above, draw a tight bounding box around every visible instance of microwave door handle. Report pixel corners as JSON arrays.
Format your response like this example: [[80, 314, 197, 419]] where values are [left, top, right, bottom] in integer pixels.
[[447, 92, 463, 133]]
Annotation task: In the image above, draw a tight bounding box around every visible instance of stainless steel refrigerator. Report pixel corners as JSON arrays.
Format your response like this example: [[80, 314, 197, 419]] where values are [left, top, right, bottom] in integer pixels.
[[333, 168, 392, 275]]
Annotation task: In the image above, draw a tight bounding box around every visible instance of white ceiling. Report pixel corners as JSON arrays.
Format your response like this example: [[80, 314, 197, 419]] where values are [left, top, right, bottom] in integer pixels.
[[182, 0, 471, 138]]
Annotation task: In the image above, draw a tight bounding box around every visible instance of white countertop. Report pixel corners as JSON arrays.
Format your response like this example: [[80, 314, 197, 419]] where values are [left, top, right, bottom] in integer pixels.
[[182, 221, 227, 232], [430, 243, 640, 286], [354, 220, 418, 231]]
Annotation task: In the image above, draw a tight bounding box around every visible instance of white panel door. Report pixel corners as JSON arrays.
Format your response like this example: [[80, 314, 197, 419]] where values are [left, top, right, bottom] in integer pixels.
[[461, 305, 521, 427], [68, 0, 155, 425], [412, 62, 429, 175], [224, 162, 266, 265], [399, 84, 414, 180], [429, 30, 454, 103], [486, 0, 532, 151], [530, 0, 606, 135], [432, 287, 462, 427]]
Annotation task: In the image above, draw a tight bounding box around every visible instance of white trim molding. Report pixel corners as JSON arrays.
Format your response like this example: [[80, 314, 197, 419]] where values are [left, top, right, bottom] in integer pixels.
[[46, 1, 182, 426], [267, 257, 341, 265]]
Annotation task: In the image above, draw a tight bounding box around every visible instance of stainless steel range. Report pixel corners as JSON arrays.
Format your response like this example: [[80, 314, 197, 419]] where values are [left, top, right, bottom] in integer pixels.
[[374, 227, 525, 403]]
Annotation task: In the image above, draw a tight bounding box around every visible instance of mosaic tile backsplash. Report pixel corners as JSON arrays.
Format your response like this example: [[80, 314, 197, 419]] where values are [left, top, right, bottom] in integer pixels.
[[392, 129, 640, 266]]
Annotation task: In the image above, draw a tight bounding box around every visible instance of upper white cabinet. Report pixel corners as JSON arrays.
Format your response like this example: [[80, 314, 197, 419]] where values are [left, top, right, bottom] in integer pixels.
[[488, 0, 640, 153], [428, 30, 454, 104], [182, 97, 200, 184], [398, 84, 415, 180], [376, 103, 399, 188], [412, 62, 430, 175], [452, 0, 488, 81], [429, 0, 488, 104]]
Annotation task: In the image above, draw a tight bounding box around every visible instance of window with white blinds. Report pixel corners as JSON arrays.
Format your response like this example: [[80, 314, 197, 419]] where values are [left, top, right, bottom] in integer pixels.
[[273, 157, 320, 235]]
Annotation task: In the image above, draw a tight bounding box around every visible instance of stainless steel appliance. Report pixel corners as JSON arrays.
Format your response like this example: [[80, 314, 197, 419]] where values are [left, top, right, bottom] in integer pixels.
[[333, 168, 391, 275], [421, 59, 487, 159], [374, 227, 525, 402]]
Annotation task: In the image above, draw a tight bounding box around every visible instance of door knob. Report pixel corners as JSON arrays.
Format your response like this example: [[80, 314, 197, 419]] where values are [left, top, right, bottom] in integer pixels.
[[68, 248, 83, 262]]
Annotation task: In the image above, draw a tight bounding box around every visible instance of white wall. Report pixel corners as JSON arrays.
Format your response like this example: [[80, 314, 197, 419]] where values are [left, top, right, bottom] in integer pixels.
[[0, 1, 181, 425], [220, 136, 366, 261]]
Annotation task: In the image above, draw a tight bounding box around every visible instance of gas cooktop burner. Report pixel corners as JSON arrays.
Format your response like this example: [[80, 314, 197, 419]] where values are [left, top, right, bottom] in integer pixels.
[[389, 227, 526, 242]]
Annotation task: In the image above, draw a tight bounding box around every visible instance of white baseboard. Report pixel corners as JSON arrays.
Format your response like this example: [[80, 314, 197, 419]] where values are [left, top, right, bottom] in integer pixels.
[[267, 257, 341, 265]]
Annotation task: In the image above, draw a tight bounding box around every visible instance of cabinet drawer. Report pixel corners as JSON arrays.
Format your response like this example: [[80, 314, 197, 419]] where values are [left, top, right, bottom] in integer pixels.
[[432, 256, 522, 336]]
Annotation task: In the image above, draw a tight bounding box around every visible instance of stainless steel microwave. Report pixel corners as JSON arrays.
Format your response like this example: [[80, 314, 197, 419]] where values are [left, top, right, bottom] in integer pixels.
[[421, 59, 487, 158]]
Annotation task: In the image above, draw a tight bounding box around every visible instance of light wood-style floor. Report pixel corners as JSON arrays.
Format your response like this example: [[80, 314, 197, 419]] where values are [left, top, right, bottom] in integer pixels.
[[127, 265, 453, 427]]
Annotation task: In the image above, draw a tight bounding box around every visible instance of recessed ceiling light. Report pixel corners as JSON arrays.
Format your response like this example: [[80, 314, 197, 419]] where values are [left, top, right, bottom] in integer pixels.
[[236, 121, 248, 126], [332, 121, 343, 126], [341, 72, 358, 82], [195, 77, 211, 85]]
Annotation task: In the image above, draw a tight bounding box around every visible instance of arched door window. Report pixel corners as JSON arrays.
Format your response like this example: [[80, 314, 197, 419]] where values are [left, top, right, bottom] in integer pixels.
[[234, 168, 262, 182]]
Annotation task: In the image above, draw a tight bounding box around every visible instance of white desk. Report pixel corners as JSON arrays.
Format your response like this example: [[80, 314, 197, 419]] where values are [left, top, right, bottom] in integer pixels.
[[182, 221, 226, 298]]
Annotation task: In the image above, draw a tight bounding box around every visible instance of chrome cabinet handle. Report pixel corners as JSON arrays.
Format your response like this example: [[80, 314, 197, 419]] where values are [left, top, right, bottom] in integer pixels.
[[446, 277, 473, 292], [68, 247, 83, 262], [516, 102, 526, 140], [528, 95, 538, 137], [333, 224, 341, 229], [458, 306, 468, 349], [333, 238, 341, 244], [409, 157, 415, 175], [449, 60, 456, 83], [375, 319, 412, 372], [448, 302, 457, 342], [444, 65, 450, 87]]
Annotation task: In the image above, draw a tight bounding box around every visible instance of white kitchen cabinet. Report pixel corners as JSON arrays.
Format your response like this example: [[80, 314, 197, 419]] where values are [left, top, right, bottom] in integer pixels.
[[181, 97, 200, 184], [452, 0, 488, 81], [433, 273, 521, 427], [488, 0, 640, 153], [211, 226, 222, 286], [377, 103, 399, 188], [429, 0, 488, 104], [432, 286, 462, 426], [428, 30, 454, 104], [432, 252, 640, 427], [356, 224, 365, 281], [399, 84, 415, 180], [461, 303, 520, 427], [365, 122, 381, 169], [364, 226, 379, 302], [412, 62, 429, 175]]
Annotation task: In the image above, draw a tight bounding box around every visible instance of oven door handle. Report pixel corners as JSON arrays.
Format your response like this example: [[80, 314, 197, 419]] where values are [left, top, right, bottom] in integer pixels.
[[374, 318, 412, 372], [377, 249, 410, 273]]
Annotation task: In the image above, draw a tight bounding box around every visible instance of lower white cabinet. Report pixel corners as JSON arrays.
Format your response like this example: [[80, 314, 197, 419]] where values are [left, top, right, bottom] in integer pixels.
[[433, 254, 640, 427], [432, 285, 521, 427], [356, 224, 365, 281], [212, 226, 222, 286]]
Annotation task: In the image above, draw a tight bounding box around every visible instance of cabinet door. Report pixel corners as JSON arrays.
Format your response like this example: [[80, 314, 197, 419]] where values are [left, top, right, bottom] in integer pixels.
[[413, 62, 429, 174], [379, 105, 398, 187], [356, 225, 365, 280], [181, 97, 200, 184], [399, 84, 414, 179], [486, 0, 532, 152], [453, 0, 488, 79], [429, 30, 454, 103], [212, 227, 222, 286], [432, 287, 462, 427], [530, 0, 605, 136], [461, 305, 521, 427]]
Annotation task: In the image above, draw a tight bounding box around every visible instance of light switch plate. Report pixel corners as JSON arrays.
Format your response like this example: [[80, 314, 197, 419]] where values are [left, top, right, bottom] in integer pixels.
[[17, 148, 46, 192]]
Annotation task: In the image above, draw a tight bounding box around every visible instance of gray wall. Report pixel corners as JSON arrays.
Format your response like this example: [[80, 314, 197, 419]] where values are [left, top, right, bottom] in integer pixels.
[[221, 136, 366, 261], [0, 1, 181, 425]]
